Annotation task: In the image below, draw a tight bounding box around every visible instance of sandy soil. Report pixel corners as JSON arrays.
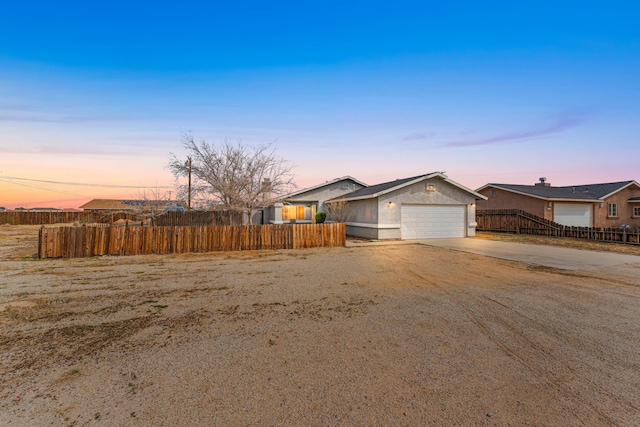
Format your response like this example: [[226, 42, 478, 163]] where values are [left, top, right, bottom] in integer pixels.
[[1, 225, 639, 426]]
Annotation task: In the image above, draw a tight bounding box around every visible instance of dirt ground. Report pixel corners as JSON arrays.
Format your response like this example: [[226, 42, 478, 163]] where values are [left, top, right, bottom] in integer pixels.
[[1, 225, 639, 426]]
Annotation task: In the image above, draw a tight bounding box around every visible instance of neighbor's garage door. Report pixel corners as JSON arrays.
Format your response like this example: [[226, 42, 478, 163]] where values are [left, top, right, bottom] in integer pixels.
[[401, 205, 466, 239], [554, 203, 593, 227]]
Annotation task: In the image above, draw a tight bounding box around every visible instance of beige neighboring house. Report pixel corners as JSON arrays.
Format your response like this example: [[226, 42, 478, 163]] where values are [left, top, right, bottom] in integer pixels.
[[263, 176, 368, 224], [476, 178, 640, 228]]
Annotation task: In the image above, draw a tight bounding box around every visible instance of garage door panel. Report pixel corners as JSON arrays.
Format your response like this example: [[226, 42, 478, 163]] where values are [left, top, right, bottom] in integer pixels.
[[401, 205, 465, 239], [554, 203, 592, 227]]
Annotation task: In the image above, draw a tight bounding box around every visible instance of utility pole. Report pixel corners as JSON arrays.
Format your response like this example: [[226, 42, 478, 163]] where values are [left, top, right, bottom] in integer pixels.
[[187, 157, 192, 211]]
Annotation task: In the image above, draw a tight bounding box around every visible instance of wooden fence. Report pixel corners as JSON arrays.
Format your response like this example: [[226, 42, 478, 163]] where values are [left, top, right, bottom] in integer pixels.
[[0, 210, 243, 226], [38, 223, 346, 259], [477, 209, 640, 245]]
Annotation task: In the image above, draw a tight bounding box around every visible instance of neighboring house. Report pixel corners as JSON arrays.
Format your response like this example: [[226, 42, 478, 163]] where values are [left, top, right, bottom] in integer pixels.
[[476, 179, 640, 228], [328, 172, 486, 240], [264, 176, 368, 224], [79, 199, 186, 213]]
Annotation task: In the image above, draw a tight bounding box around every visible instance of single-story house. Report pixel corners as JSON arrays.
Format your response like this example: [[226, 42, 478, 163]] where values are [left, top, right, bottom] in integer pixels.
[[79, 199, 186, 213], [476, 178, 640, 228], [263, 176, 368, 224], [327, 172, 487, 239]]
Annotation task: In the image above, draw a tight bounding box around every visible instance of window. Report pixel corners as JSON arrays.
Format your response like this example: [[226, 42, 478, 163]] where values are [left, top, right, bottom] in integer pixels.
[[341, 182, 351, 190], [608, 203, 618, 217], [634, 206, 640, 217], [426, 183, 436, 191], [282, 205, 306, 220], [491, 189, 497, 198]]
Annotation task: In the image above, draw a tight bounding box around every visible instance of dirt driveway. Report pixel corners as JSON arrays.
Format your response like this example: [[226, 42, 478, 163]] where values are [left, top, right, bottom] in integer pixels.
[[1, 225, 639, 426]]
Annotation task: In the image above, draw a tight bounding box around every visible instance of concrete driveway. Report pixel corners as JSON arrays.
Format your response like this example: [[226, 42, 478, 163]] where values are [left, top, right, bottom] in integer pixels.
[[418, 238, 640, 270]]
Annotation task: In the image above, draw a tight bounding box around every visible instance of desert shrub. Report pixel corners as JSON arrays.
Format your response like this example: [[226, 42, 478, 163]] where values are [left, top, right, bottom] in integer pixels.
[[315, 212, 326, 223]]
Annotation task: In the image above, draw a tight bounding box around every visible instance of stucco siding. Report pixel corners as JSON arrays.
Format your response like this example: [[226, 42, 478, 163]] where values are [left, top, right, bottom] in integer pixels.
[[344, 198, 380, 238], [346, 225, 380, 239]]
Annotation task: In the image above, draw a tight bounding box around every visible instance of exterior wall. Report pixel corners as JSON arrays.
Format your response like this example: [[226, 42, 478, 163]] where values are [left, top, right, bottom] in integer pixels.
[[347, 177, 479, 240], [595, 186, 640, 228], [477, 187, 550, 220], [286, 179, 366, 213], [346, 225, 379, 239], [344, 199, 379, 239]]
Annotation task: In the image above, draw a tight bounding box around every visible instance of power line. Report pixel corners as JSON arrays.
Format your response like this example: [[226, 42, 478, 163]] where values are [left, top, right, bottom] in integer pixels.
[[0, 177, 89, 198], [0, 175, 173, 189]]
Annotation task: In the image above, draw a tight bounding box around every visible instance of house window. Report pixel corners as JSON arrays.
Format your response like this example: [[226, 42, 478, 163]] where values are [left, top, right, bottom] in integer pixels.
[[282, 205, 306, 220], [608, 203, 618, 217], [633, 206, 640, 217], [491, 189, 497, 198], [426, 184, 436, 192], [341, 182, 351, 190]]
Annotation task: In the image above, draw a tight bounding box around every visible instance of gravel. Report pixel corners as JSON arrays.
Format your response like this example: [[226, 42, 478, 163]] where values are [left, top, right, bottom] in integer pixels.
[[1, 226, 639, 426]]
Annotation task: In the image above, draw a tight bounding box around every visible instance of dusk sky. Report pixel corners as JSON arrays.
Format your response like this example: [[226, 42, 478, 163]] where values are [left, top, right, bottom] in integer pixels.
[[1, 2, 639, 209]]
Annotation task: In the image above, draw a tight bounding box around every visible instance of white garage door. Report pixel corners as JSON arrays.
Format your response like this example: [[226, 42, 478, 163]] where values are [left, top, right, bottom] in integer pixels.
[[401, 205, 466, 239], [554, 203, 593, 227]]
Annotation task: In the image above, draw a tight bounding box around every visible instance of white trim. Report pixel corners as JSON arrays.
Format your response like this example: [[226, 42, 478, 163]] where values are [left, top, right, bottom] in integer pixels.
[[346, 222, 400, 229]]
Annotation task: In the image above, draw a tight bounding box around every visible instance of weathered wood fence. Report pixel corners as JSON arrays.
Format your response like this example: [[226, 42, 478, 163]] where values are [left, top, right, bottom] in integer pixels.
[[477, 209, 640, 245], [1, 210, 242, 226], [38, 223, 346, 259]]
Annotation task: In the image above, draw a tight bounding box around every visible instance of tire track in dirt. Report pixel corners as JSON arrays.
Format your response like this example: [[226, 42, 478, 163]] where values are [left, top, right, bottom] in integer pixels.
[[475, 295, 640, 423], [389, 248, 623, 426]]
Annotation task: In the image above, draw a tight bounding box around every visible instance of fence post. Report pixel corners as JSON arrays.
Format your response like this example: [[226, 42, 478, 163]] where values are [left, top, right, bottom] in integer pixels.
[[38, 226, 43, 259]]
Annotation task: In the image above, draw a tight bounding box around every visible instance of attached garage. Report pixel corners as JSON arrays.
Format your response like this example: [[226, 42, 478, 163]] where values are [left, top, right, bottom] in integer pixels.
[[554, 203, 593, 227], [401, 205, 466, 239], [334, 172, 486, 240]]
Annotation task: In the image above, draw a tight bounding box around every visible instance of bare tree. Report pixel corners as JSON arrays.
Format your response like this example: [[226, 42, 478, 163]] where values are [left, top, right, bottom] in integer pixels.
[[96, 187, 179, 226], [324, 198, 352, 223], [132, 187, 181, 226], [167, 133, 296, 224]]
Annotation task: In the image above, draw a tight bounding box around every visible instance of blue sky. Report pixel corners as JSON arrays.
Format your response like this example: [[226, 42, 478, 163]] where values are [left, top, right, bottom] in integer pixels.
[[1, 1, 639, 208]]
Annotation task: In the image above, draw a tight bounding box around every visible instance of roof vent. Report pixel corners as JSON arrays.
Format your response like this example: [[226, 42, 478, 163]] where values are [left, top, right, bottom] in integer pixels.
[[535, 177, 551, 187]]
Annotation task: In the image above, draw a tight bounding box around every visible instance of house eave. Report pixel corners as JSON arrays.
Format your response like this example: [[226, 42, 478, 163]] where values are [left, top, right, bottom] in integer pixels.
[[482, 185, 600, 203], [283, 176, 368, 200], [599, 180, 640, 200]]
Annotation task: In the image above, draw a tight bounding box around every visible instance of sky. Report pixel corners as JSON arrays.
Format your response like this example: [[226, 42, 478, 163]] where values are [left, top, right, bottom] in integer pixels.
[[1, 1, 639, 209]]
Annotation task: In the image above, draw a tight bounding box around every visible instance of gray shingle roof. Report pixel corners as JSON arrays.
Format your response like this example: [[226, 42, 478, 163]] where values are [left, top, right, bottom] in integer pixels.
[[339, 174, 434, 200], [490, 181, 635, 200]]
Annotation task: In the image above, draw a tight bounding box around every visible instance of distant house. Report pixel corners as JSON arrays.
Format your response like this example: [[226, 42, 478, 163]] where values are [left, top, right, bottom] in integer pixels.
[[26, 207, 63, 212], [476, 178, 640, 228], [79, 199, 186, 213], [330, 172, 486, 239], [263, 176, 368, 224]]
